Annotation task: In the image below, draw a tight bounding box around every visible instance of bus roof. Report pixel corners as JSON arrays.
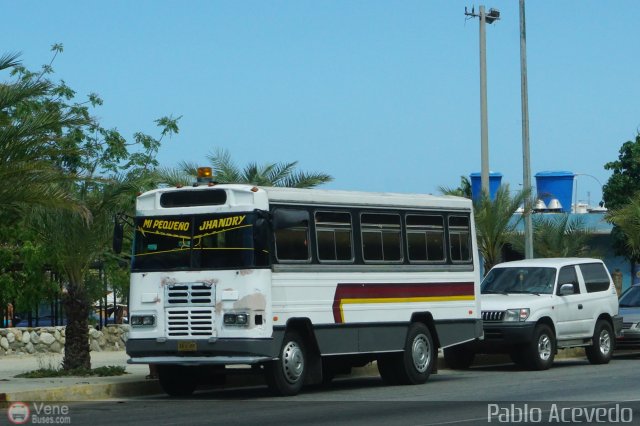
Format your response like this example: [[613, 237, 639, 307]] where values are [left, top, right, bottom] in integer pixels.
[[136, 184, 472, 213], [260, 186, 471, 210]]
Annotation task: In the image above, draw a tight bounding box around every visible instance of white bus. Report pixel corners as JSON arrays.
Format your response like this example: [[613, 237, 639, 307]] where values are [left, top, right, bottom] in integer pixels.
[[120, 169, 482, 396]]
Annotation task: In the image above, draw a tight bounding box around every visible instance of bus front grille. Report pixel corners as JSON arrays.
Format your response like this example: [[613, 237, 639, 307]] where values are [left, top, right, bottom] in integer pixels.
[[166, 282, 214, 306], [166, 308, 215, 337]]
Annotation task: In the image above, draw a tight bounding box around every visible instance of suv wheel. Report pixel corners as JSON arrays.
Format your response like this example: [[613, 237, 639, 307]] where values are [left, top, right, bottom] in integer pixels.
[[524, 324, 556, 370], [585, 320, 613, 365]]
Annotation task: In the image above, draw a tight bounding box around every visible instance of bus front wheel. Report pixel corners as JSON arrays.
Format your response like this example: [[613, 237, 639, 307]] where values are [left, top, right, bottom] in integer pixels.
[[265, 331, 307, 396], [158, 365, 197, 397]]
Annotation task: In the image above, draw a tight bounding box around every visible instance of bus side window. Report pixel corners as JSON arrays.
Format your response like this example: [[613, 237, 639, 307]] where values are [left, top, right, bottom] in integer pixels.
[[406, 214, 445, 263], [273, 209, 310, 262], [449, 215, 472, 262], [361, 212, 402, 263], [315, 211, 353, 263]]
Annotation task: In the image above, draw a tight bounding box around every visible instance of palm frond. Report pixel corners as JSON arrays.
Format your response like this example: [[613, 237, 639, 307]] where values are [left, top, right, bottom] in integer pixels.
[[474, 184, 530, 271], [207, 148, 242, 183], [0, 52, 21, 71]]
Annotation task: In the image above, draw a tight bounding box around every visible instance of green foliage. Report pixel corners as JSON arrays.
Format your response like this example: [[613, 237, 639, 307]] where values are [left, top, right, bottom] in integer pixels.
[[209, 148, 333, 187], [16, 365, 127, 378], [474, 185, 530, 273], [0, 45, 180, 369], [602, 132, 640, 261], [603, 133, 640, 210], [0, 51, 87, 216], [606, 194, 640, 262], [0, 219, 53, 321], [511, 214, 595, 259], [439, 176, 472, 198], [156, 147, 333, 188]]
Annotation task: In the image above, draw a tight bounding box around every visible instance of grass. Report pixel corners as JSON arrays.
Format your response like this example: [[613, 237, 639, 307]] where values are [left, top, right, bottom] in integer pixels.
[[16, 365, 127, 378]]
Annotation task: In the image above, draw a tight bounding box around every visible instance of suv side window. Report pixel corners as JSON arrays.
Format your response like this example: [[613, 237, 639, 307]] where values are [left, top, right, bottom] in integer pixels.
[[579, 263, 611, 293], [557, 265, 579, 294]]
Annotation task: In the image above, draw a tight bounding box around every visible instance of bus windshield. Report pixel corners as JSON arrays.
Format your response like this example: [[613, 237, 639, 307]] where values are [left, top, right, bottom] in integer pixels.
[[132, 212, 269, 271]]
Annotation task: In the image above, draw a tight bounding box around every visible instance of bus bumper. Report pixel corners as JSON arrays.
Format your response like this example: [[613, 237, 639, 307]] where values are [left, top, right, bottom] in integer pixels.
[[126, 337, 281, 365]]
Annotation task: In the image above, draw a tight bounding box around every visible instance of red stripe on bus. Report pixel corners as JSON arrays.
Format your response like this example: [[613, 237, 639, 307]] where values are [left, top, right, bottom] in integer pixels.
[[332, 282, 475, 323]]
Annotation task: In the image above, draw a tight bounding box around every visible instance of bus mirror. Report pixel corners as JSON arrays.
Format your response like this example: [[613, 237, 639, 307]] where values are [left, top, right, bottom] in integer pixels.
[[273, 209, 309, 230], [113, 218, 124, 254]]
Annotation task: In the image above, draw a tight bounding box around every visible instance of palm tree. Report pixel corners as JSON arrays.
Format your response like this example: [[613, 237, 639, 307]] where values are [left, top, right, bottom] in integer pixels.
[[473, 185, 530, 273], [156, 148, 333, 188], [606, 195, 640, 262], [439, 176, 472, 198], [30, 177, 139, 369], [0, 52, 86, 215], [511, 214, 594, 258]]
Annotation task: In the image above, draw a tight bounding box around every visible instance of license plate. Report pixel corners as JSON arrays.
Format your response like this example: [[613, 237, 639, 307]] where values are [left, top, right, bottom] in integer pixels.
[[177, 341, 197, 352]]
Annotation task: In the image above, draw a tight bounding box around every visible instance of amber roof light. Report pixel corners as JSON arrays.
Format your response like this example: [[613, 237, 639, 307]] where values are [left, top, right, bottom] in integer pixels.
[[195, 167, 215, 185], [197, 167, 213, 179]]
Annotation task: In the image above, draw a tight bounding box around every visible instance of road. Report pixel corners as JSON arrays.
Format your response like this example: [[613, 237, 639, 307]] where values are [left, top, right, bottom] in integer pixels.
[[12, 353, 640, 425]]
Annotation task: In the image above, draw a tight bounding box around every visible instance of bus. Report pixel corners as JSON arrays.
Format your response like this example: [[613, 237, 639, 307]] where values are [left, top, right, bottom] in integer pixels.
[[118, 168, 482, 396]]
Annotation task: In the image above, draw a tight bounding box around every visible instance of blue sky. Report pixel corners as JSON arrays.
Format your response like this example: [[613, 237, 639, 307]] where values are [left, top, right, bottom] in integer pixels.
[[6, 1, 639, 206]]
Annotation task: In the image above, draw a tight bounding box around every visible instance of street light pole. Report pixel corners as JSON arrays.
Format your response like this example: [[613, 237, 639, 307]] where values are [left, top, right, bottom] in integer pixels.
[[519, 0, 533, 259], [466, 5, 500, 196], [479, 6, 490, 196], [573, 173, 605, 211]]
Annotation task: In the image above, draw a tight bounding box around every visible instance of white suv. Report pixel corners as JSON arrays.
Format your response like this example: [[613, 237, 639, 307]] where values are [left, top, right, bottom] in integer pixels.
[[444, 258, 622, 370]]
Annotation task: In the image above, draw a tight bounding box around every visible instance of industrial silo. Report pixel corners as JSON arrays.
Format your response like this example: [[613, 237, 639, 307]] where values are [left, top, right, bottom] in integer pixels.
[[469, 172, 503, 202], [534, 171, 574, 213]]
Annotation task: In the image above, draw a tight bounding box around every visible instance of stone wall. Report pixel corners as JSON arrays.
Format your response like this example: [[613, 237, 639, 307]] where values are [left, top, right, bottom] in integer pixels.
[[0, 325, 129, 356]]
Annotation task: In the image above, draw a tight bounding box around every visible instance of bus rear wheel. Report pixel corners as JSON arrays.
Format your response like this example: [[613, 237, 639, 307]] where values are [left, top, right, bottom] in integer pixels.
[[397, 323, 435, 384], [158, 365, 197, 397], [378, 322, 435, 386], [265, 331, 306, 396]]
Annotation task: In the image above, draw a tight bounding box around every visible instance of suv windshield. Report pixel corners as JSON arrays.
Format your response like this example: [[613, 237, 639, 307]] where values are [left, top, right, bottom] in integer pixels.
[[132, 212, 269, 271], [619, 286, 640, 308], [481, 266, 557, 295]]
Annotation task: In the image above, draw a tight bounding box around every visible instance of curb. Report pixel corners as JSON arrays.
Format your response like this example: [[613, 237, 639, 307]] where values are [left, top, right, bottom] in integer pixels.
[[0, 379, 162, 404], [0, 349, 588, 403]]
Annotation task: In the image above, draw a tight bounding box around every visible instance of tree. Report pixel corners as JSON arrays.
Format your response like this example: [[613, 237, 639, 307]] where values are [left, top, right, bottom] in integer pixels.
[[157, 148, 333, 188], [603, 133, 640, 210], [606, 194, 640, 262], [439, 176, 472, 198], [603, 132, 640, 266], [510, 214, 594, 258], [0, 51, 87, 216], [1, 45, 179, 368], [473, 185, 530, 273], [30, 179, 132, 368]]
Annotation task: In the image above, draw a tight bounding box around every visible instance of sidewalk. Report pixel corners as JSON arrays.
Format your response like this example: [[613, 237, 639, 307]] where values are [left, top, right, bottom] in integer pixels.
[[0, 351, 159, 403]]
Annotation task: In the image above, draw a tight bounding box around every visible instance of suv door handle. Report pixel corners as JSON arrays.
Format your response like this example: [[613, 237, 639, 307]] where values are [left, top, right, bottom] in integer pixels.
[[578, 304, 583, 309]]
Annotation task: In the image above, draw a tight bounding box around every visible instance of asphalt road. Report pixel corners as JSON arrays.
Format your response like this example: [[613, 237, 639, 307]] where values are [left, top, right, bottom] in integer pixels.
[[11, 353, 640, 425]]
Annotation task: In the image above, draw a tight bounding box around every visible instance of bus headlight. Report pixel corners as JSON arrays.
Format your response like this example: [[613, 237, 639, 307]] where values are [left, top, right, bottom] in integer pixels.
[[224, 313, 249, 327], [504, 308, 530, 322], [131, 315, 156, 327]]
